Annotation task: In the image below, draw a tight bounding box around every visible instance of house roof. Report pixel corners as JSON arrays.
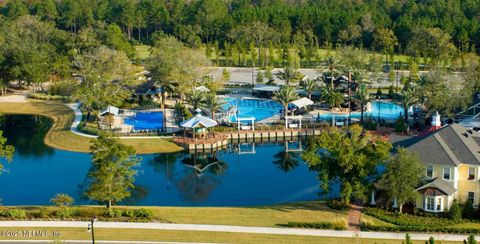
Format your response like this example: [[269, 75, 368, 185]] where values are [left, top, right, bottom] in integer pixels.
[[134, 80, 159, 94], [253, 84, 280, 92], [417, 177, 457, 196], [180, 113, 218, 129], [404, 123, 480, 166], [99, 105, 119, 116]]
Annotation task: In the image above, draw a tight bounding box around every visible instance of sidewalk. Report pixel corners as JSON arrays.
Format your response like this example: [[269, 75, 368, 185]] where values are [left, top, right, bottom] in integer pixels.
[[0, 221, 476, 242]]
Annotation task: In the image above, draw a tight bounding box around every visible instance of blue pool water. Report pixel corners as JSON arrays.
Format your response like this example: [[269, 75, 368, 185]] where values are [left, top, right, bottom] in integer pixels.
[[0, 115, 322, 206], [223, 97, 283, 122], [124, 111, 164, 131], [318, 101, 403, 121]]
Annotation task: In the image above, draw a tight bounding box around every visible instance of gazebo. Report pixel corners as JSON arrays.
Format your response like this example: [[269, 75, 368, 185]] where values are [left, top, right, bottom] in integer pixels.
[[180, 108, 218, 139]]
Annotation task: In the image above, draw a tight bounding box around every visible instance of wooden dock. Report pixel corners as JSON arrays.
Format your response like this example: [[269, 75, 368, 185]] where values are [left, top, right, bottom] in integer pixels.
[[173, 128, 323, 152]]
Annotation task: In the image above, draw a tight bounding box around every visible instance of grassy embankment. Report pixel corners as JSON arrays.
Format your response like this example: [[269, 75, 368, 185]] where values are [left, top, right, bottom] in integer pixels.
[[0, 99, 183, 154]]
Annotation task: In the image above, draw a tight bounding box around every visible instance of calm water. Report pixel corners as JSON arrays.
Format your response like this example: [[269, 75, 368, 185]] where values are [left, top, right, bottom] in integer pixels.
[[318, 101, 404, 121], [0, 115, 323, 206]]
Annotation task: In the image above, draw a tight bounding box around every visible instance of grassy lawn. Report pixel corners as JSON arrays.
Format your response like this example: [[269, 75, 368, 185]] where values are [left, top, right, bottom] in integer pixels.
[[1, 201, 347, 228], [135, 44, 151, 60], [0, 99, 183, 154], [0, 227, 461, 244], [360, 213, 395, 227]]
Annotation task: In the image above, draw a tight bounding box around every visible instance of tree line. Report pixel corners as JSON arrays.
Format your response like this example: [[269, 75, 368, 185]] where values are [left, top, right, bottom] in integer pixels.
[[0, 0, 479, 59]]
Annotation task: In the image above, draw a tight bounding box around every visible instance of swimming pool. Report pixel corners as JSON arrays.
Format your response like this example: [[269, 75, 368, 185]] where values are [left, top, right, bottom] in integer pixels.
[[223, 97, 282, 122], [124, 111, 164, 131], [317, 101, 404, 121]]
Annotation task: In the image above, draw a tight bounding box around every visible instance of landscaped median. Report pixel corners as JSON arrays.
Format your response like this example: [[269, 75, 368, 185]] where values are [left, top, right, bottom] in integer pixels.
[[0, 99, 183, 154], [361, 207, 480, 234]]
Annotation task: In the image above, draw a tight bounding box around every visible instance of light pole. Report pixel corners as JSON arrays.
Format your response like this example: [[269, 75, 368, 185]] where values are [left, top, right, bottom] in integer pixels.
[[87, 216, 97, 244]]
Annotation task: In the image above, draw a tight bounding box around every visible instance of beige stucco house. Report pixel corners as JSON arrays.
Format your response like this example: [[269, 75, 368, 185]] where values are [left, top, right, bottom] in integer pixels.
[[400, 122, 480, 212]]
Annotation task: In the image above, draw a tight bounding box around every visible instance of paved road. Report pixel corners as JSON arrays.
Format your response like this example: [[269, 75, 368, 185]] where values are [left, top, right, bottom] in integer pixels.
[[0, 221, 476, 242]]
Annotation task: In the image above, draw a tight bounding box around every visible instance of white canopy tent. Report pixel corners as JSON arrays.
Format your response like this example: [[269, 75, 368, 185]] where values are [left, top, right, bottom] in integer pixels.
[[290, 97, 314, 109]]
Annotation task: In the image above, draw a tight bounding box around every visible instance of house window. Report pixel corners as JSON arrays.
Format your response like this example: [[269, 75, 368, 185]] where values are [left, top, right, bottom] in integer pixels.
[[426, 197, 435, 211], [426, 165, 433, 178], [443, 167, 451, 180], [468, 167, 476, 180], [437, 198, 442, 211], [468, 192, 475, 203]]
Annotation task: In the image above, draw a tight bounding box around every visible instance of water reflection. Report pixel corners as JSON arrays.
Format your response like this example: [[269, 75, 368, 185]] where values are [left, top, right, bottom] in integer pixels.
[[1, 115, 320, 206], [0, 115, 54, 157]]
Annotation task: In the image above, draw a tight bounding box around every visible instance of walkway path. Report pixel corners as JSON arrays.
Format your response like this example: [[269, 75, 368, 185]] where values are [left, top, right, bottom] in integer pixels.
[[0, 94, 27, 103], [347, 201, 364, 231], [0, 221, 475, 242]]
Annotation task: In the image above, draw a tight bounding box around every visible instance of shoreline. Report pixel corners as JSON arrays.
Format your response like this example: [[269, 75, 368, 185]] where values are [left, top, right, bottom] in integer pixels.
[[0, 99, 183, 154]]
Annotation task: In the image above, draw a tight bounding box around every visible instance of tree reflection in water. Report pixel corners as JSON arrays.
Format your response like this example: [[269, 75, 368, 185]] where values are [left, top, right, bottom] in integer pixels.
[[148, 152, 181, 190], [273, 142, 301, 172], [175, 151, 227, 203], [0, 115, 54, 157]]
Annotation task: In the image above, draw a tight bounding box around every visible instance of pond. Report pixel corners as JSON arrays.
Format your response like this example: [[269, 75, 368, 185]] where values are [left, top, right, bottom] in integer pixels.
[[0, 115, 329, 206]]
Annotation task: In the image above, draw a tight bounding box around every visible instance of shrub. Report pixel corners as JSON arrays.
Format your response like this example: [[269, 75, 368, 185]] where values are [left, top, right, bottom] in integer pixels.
[[395, 116, 408, 133], [427, 236, 435, 244], [279, 221, 346, 230], [363, 208, 461, 227], [123, 210, 136, 218], [449, 201, 462, 221], [364, 118, 377, 130], [50, 193, 74, 207], [463, 201, 476, 219], [29, 93, 70, 102], [405, 233, 413, 244], [102, 208, 123, 218], [465, 234, 477, 244], [55, 208, 79, 219], [49, 80, 77, 96], [133, 208, 153, 219], [326, 199, 349, 211], [1, 209, 27, 219]]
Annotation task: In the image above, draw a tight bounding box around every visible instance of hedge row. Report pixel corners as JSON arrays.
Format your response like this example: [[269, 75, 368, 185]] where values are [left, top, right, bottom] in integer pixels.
[[363, 207, 463, 227], [279, 221, 347, 230], [361, 223, 480, 234], [0, 208, 154, 220]]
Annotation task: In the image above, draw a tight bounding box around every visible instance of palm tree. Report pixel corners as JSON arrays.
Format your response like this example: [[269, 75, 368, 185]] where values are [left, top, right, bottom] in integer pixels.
[[187, 90, 205, 110], [276, 66, 302, 85], [303, 79, 317, 100], [325, 56, 338, 88], [274, 86, 299, 117], [321, 86, 344, 109], [399, 83, 418, 121], [201, 93, 226, 120], [354, 88, 371, 125]]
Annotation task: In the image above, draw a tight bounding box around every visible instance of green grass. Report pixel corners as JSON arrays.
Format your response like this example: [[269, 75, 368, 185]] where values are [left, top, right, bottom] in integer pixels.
[[135, 44, 151, 60], [0, 99, 183, 154], [0, 201, 347, 228], [0, 227, 461, 243]]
